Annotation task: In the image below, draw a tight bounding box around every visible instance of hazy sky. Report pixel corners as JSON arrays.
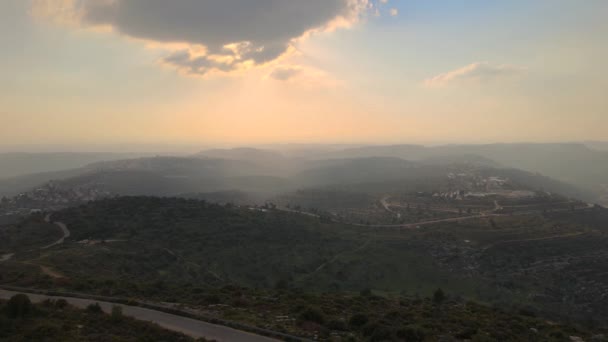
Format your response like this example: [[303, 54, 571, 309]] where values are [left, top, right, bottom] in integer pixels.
[[1, 0, 607, 149]]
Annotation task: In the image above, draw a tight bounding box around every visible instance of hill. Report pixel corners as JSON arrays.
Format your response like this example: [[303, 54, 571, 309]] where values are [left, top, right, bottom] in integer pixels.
[[2, 197, 608, 330], [0, 152, 149, 180], [321, 143, 608, 202]]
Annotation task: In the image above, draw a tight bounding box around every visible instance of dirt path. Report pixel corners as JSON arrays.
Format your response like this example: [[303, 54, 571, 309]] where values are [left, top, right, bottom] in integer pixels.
[[349, 212, 501, 229], [39, 265, 64, 278], [380, 196, 396, 214], [481, 232, 588, 251]]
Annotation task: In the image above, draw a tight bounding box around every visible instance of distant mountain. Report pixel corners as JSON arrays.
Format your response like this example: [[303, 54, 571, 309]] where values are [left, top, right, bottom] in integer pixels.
[[294, 157, 428, 187], [0, 168, 87, 197], [0, 156, 295, 198], [0, 152, 149, 179], [86, 156, 260, 178], [196, 147, 286, 161], [418, 154, 501, 168], [0, 149, 599, 204], [584, 141, 608, 151], [322, 143, 608, 201], [195, 147, 304, 176]]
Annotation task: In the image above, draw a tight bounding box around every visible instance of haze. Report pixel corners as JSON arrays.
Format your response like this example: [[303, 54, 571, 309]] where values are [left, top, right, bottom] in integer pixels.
[[1, 0, 607, 149], [5, 2, 608, 340]]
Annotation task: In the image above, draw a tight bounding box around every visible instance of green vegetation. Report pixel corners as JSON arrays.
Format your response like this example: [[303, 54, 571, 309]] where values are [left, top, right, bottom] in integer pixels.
[[0, 215, 58, 254], [2, 196, 608, 340], [0, 294, 201, 341]]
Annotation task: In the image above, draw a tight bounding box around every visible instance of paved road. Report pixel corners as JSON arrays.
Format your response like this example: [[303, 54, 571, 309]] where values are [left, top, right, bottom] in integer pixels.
[[42, 214, 71, 249], [0, 289, 278, 342]]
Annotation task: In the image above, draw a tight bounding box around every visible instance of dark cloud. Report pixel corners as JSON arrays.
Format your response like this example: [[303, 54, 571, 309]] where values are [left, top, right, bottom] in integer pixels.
[[162, 50, 233, 75], [73, 0, 368, 74]]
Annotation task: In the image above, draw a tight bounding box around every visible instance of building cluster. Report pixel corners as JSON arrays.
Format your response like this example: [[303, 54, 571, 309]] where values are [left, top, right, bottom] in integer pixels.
[[435, 173, 519, 200], [0, 182, 111, 216]]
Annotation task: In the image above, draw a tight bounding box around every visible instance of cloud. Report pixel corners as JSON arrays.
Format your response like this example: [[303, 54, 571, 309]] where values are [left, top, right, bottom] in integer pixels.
[[389, 8, 399, 16], [424, 62, 525, 87], [269, 66, 303, 81], [33, 0, 376, 76]]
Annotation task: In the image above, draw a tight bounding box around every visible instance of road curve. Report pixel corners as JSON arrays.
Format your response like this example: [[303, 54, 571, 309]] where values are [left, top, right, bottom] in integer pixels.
[[42, 214, 71, 249], [0, 289, 278, 342]]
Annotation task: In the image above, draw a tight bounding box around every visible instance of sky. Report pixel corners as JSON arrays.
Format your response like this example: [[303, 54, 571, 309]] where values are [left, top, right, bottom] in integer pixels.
[[1, 0, 607, 151]]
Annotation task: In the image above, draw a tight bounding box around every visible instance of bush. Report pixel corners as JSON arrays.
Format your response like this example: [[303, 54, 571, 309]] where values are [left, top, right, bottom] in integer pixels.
[[86, 303, 103, 314], [456, 327, 478, 339], [396, 324, 427, 341], [433, 288, 446, 305], [349, 313, 369, 328], [6, 294, 32, 319], [298, 307, 325, 325], [203, 294, 221, 305], [369, 326, 394, 341], [25, 324, 61, 339], [274, 279, 289, 290], [111, 305, 123, 322], [327, 319, 347, 331], [362, 322, 388, 338], [360, 288, 373, 297], [518, 307, 536, 317], [55, 299, 68, 309]]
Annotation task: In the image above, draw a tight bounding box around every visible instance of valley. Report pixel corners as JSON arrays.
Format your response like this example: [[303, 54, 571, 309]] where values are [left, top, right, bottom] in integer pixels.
[[1, 145, 608, 340]]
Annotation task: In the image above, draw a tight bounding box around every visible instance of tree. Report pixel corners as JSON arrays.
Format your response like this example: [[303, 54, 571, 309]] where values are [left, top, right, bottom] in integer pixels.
[[298, 307, 325, 325], [360, 288, 373, 297], [396, 324, 427, 342], [6, 294, 32, 319], [349, 313, 369, 328], [433, 288, 446, 305], [55, 299, 68, 309], [86, 302, 103, 314], [111, 305, 123, 322], [274, 279, 289, 290]]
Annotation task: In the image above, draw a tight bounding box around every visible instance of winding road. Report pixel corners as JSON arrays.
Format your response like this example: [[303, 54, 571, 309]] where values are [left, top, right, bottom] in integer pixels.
[[0, 289, 279, 342], [42, 214, 71, 249]]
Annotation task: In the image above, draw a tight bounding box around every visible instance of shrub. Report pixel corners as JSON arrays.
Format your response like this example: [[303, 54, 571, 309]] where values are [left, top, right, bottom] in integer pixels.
[[203, 294, 220, 305], [369, 326, 394, 341], [111, 305, 123, 322], [298, 307, 325, 325], [327, 319, 347, 331], [55, 299, 68, 309], [360, 288, 373, 297], [26, 324, 61, 339], [349, 313, 369, 328], [518, 307, 536, 317], [6, 294, 32, 319], [456, 327, 478, 339], [363, 322, 392, 339], [433, 288, 446, 305], [274, 279, 289, 290], [86, 303, 102, 314], [396, 324, 427, 342]]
